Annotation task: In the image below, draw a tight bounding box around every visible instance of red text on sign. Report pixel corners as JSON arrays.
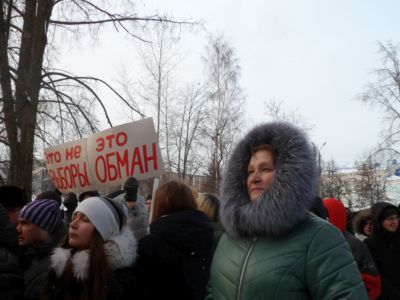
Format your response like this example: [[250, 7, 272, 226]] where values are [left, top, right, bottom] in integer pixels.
[[95, 143, 158, 182], [65, 145, 82, 161], [45, 151, 62, 165], [96, 132, 128, 152], [48, 162, 91, 190]]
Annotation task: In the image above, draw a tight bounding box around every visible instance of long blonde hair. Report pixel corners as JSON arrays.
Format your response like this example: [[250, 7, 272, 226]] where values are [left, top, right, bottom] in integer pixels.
[[196, 193, 220, 222]]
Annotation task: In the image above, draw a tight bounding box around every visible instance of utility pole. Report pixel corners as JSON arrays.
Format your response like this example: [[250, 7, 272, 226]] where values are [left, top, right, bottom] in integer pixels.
[[313, 142, 327, 196]]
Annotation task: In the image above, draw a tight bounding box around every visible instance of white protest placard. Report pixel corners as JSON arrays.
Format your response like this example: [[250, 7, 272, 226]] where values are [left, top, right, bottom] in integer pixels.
[[86, 118, 164, 187], [44, 139, 94, 193], [44, 118, 164, 193]]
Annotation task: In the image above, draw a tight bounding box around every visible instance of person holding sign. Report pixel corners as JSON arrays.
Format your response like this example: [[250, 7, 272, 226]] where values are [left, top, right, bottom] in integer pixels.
[[135, 181, 214, 300], [112, 177, 149, 241], [42, 197, 137, 300]]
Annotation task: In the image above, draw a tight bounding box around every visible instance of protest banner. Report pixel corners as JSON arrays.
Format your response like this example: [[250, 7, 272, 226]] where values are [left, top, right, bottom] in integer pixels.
[[44, 118, 164, 193], [87, 118, 164, 187], [44, 139, 93, 193]]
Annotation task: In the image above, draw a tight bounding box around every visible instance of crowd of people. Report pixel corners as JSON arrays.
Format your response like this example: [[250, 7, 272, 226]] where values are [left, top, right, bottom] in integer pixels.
[[1, 121, 400, 299]]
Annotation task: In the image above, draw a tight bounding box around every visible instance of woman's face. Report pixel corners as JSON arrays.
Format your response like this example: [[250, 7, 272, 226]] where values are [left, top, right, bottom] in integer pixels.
[[382, 214, 400, 233], [69, 212, 95, 249], [363, 221, 373, 236], [247, 149, 276, 202], [145, 200, 152, 212]]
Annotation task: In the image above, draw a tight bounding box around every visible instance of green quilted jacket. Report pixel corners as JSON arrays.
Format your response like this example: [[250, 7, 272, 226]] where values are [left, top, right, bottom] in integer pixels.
[[208, 214, 368, 300]]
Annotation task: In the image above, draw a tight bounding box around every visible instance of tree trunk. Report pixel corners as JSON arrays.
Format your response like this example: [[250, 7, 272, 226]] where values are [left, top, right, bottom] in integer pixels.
[[3, 1, 53, 197]]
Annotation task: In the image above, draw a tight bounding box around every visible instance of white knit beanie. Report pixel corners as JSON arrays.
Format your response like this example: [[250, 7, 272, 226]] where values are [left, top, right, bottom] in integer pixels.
[[74, 196, 126, 241]]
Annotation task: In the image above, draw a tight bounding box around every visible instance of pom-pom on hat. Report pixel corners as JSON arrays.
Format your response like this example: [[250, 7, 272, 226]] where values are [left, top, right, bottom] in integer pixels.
[[20, 199, 63, 233], [74, 197, 127, 241], [36, 190, 62, 206]]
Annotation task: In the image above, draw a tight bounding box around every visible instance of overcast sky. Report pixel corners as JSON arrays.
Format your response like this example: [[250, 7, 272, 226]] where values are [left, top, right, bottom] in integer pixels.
[[57, 0, 400, 167]]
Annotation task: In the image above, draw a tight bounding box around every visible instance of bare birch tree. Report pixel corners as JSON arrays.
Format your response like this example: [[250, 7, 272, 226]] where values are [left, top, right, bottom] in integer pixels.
[[202, 34, 244, 193], [264, 99, 314, 133], [169, 83, 208, 179], [320, 160, 349, 200], [354, 160, 388, 206], [360, 42, 400, 156], [134, 22, 182, 135]]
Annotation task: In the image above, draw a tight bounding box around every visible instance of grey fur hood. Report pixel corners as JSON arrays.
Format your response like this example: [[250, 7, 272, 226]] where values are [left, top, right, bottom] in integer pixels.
[[220, 122, 316, 238]]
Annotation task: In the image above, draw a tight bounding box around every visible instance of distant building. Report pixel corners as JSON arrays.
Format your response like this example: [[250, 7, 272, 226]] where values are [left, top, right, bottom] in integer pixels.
[[321, 161, 400, 210]]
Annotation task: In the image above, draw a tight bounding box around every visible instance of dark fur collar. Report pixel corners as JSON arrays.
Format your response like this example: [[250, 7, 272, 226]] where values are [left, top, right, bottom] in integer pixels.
[[220, 122, 316, 238]]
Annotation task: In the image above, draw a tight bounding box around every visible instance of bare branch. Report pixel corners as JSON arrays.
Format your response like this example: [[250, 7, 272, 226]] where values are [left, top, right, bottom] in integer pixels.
[[49, 16, 193, 26]]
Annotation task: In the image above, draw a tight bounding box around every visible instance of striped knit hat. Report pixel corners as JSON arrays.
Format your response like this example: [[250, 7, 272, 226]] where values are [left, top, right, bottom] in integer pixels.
[[20, 199, 63, 233]]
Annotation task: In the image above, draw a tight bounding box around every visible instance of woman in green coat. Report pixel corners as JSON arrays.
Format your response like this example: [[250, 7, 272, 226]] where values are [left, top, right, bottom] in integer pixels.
[[208, 122, 368, 300]]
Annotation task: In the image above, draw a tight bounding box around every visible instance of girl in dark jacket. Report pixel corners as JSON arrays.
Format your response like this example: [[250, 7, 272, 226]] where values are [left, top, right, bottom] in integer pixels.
[[365, 202, 400, 299], [42, 196, 137, 300], [135, 180, 214, 300]]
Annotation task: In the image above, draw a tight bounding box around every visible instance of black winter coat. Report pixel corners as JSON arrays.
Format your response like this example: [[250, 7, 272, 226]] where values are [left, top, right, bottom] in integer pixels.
[[0, 204, 23, 300], [135, 210, 213, 300], [345, 231, 379, 276], [365, 202, 400, 300], [44, 267, 136, 300], [19, 225, 66, 300]]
